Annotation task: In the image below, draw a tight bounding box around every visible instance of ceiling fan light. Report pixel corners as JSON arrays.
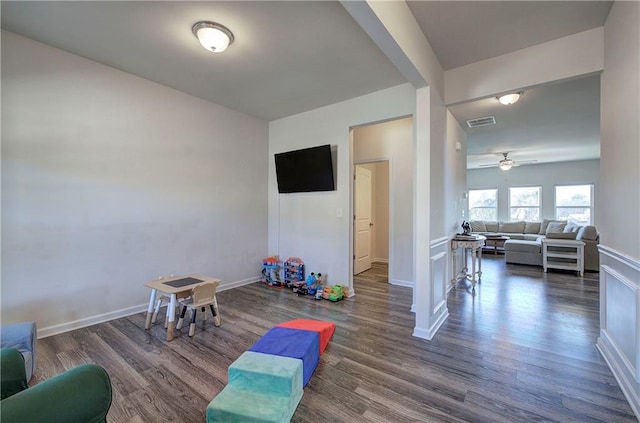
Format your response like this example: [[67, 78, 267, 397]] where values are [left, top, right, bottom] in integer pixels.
[[192, 21, 234, 53], [499, 160, 514, 171], [497, 92, 523, 105]]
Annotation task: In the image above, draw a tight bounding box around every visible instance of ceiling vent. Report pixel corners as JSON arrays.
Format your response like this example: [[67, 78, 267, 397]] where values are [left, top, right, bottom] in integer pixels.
[[466, 116, 496, 128]]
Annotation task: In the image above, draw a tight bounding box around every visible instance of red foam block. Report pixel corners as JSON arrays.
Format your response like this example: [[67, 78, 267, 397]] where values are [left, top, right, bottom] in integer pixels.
[[275, 319, 336, 354]]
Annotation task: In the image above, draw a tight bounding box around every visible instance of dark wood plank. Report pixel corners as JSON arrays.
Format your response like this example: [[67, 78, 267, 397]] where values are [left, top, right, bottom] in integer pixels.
[[32, 258, 636, 422]]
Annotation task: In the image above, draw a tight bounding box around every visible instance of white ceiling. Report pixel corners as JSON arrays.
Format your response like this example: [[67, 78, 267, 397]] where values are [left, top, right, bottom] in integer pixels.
[[0, 1, 407, 121], [406, 1, 612, 70], [1, 1, 611, 165], [450, 74, 601, 169]]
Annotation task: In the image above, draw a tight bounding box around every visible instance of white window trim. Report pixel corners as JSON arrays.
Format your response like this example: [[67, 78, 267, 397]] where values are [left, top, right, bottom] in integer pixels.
[[508, 185, 542, 222], [468, 188, 498, 221], [554, 184, 594, 224]]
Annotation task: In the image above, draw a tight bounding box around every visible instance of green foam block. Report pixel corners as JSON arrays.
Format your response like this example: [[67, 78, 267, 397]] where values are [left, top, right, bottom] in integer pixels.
[[207, 385, 303, 423], [207, 352, 304, 423], [228, 351, 303, 396]]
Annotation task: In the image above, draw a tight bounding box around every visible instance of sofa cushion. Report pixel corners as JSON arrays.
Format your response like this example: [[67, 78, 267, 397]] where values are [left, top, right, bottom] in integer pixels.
[[578, 225, 598, 241], [504, 240, 541, 253], [470, 221, 486, 232], [482, 221, 497, 232], [499, 221, 525, 233], [524, 234, 544, 241], [546, 221, 567, 234], [524, 222, 541, 234], [546, 232, 577, 240]]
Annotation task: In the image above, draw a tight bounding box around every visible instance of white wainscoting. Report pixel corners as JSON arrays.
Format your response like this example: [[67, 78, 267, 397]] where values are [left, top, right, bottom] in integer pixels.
[[413, 236, 450, 338], [596, 244, 640, 419]]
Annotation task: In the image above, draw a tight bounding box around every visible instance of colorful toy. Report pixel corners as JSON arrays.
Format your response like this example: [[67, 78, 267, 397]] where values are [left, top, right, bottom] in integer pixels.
[[207, 319, 336, 423], [261, 255, 284, 288], [322, 285, 344, 302], [284, 257, 304, 288], [305, 272, 323, 296]]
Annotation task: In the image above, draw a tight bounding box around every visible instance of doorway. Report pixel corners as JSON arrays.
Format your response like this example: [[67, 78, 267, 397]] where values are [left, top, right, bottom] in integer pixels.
[[350, 116, 413, 288], [354, 161, 390, 276]]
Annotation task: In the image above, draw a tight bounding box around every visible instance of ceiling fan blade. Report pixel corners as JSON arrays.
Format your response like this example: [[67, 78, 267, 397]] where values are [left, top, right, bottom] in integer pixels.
[[513, 160, 538, 167], [478, 163, 498, 168]]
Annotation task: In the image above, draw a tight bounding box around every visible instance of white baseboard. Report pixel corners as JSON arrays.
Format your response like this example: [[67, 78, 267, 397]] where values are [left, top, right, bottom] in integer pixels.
[[38, 276, 261, 339], [597, 334, 640, 418], [219, 276, 261, 292], [372, 258, 389, 264], [390, 278, 414, 288], [39, 303, 148, 339], [412, 309, 449, 341]]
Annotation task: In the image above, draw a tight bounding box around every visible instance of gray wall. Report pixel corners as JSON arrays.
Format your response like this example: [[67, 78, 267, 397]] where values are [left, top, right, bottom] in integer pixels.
[[1, 31, 269, 334], [467, 159, 600, 222], [268, 84, 416, 293]]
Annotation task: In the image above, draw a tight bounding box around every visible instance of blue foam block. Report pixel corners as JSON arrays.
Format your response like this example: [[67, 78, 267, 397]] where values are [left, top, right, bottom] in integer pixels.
[[248, 327, 320, 386]]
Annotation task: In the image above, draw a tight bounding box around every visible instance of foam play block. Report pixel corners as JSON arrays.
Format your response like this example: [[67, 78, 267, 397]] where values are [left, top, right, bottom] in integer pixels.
[[207, 385, 303, 423], [228, 351, 303, 396], [275, 319, 336, 354], [248, 327, 319, 386]]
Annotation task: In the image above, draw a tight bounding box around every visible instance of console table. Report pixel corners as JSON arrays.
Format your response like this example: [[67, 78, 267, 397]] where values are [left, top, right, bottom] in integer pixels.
[[542, 239, 585, 276], [451, 235, 486, 291]]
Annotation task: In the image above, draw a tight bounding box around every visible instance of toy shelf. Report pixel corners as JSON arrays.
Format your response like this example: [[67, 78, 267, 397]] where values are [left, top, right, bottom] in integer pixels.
[[284, 257, 304, 287]]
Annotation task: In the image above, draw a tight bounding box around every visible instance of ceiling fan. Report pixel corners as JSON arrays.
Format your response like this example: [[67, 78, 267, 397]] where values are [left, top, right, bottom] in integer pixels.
[[478, 152, 537, 171]]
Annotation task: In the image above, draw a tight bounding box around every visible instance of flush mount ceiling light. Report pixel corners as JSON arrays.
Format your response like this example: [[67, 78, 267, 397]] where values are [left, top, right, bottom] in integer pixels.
[[497, 91, 523, 105], [192, 21, 234, 53]]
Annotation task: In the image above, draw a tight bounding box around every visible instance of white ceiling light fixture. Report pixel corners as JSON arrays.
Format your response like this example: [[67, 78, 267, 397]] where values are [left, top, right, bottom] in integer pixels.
[[192, 21, 234, 53], [499, 153, 514, 171], [497, 91, 523, 105]]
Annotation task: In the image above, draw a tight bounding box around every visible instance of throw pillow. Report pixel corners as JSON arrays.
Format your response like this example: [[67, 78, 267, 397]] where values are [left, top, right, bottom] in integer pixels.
[[563, 224, 580, 233], [470, 221, 486, 232], [546, 221, 567, 234], [546, 232, 577, 240]]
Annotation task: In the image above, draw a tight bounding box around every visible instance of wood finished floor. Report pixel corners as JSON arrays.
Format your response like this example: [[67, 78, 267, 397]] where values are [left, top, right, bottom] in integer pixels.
[[32, 258, 637, 422]]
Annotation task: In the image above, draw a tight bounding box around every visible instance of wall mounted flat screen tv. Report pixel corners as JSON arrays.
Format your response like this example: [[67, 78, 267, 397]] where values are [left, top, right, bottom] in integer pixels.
[[275, 144, 335, 194]]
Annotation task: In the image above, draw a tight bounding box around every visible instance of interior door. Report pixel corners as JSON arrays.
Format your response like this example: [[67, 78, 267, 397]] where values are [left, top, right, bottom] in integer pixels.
[[354, 165, 373, 275]]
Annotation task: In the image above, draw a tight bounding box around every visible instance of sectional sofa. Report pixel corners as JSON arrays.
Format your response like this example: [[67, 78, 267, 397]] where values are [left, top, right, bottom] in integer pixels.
[[469, 219, 600, 272]]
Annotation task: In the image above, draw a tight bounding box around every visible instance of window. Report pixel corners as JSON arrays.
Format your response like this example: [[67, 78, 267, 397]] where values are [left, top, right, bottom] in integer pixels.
[[509, 186, 541, 221], [468, 189, 497, 221], [555, 184, 593, 224]]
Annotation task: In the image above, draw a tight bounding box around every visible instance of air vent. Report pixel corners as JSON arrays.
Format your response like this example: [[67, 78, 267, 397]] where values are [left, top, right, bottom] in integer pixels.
[[466, 116, 496, 128]]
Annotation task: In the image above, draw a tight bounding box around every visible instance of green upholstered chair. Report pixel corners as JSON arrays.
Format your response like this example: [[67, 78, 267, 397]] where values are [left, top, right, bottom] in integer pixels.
[[0, 348, 113, 423]]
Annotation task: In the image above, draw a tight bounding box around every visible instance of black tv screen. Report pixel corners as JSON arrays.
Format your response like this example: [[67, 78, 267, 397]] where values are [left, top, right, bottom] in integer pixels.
[[275, 144, 335, 194]]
